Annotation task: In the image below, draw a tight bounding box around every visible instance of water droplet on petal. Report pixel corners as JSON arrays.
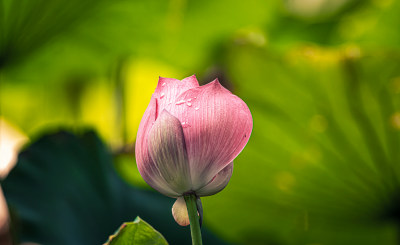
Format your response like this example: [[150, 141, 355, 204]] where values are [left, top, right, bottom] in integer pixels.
[[182, 122, 191, 128], [187, 102, 192, 107], [195, 107, 199, 110], [188, 98, 192, 102], [160, 93, 165, 99], [176, 100, 186, 105], [162, 82, 166, 86]]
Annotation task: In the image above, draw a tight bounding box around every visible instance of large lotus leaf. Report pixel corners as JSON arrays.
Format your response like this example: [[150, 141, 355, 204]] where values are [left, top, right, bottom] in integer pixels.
[[1, 130, 226, 245], [197, 40, 400, 244]]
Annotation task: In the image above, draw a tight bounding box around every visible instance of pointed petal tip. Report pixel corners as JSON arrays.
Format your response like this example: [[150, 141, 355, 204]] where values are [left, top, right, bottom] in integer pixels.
[[202, 78, 230, 93], [156, 75, 199, 93], [158, 76, 171, 80], [157, 76, 165, 82], [158, 109, 176, 120], [156, 76, 179, 88], [211, 78, 219, 83], [156, 77, 166, 91], [211, 78, 223, 86], [182, 74, 200, 86], [157, 109, 182, 125]]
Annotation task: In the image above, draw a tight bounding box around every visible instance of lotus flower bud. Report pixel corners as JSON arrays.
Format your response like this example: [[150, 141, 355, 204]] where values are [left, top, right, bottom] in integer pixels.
[[135, 75, 252, 225]]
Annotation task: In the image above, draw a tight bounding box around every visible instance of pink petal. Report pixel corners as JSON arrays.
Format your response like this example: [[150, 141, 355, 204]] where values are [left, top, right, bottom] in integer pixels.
[[165, 80, 253, 190], [196, 162, 233, 197], [154, 75, 199, 118], [147, 110, 192, 195], [172, 197, 190, 226], [135, 96, 180, 197]]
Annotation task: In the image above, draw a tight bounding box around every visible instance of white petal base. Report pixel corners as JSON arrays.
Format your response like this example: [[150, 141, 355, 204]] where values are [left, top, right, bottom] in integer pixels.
[[172, 197, 189, 226]]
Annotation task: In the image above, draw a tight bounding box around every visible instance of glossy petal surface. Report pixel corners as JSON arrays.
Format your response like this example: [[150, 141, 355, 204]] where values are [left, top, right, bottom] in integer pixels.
[[154, 75, 199, 119], [135, 96, 180, 197], [165, 80, 253, 189], [136, 75, 253, 197], [147, 110, 191, 195]]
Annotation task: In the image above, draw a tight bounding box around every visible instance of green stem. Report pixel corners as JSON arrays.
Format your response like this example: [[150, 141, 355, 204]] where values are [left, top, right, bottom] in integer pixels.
[[184, 194, 203, 245]]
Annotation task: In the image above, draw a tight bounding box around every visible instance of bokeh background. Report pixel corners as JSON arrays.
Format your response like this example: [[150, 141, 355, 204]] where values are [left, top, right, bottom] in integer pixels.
[[1, 0, 400, 244]]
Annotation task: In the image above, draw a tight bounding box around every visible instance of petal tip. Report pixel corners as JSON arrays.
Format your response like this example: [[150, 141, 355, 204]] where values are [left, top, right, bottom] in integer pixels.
[[213, 78, 229, 90], [156, 77, 179, 90], [158, 109, 174, 119], [157, 76, 165, 83], [182, 74, 200, 86], [212, 78, 219, 83], [203, 78, 230, 93]]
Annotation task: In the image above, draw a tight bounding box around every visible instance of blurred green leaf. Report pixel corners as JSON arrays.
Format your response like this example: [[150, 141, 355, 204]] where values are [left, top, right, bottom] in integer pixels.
[[0, 0, 111, 69], [2, 129, 227, 245], [198, 39, 400, 245], [2, 0, 400, 244], [105, 217, 168, 245], [1, 0, 280, 84]]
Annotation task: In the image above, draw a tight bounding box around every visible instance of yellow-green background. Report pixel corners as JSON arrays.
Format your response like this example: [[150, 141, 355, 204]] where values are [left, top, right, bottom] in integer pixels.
[[1, 0, 400, 244]]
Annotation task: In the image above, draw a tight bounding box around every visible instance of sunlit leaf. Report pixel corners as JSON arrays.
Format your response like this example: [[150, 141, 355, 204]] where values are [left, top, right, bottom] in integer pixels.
[[104, 217, 168, 245]]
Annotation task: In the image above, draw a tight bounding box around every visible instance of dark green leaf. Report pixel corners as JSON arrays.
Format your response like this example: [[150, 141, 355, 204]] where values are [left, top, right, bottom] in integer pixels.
[[2, 130, 228, 245]]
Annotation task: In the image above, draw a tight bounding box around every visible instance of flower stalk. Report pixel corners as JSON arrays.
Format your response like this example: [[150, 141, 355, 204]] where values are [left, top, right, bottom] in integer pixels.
[[184, 194, 203, 245]]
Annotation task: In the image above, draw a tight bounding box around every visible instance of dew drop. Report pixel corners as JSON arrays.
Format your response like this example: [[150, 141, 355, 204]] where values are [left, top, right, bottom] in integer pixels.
[[182, 122, 191, 128], [175, 100, 186, 105], [188, 98, 192, 102], [194, 107, 199, 110], [160, 92, 165, 99], [187, 102, 192, 107], [162, 82, 166, 86]]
